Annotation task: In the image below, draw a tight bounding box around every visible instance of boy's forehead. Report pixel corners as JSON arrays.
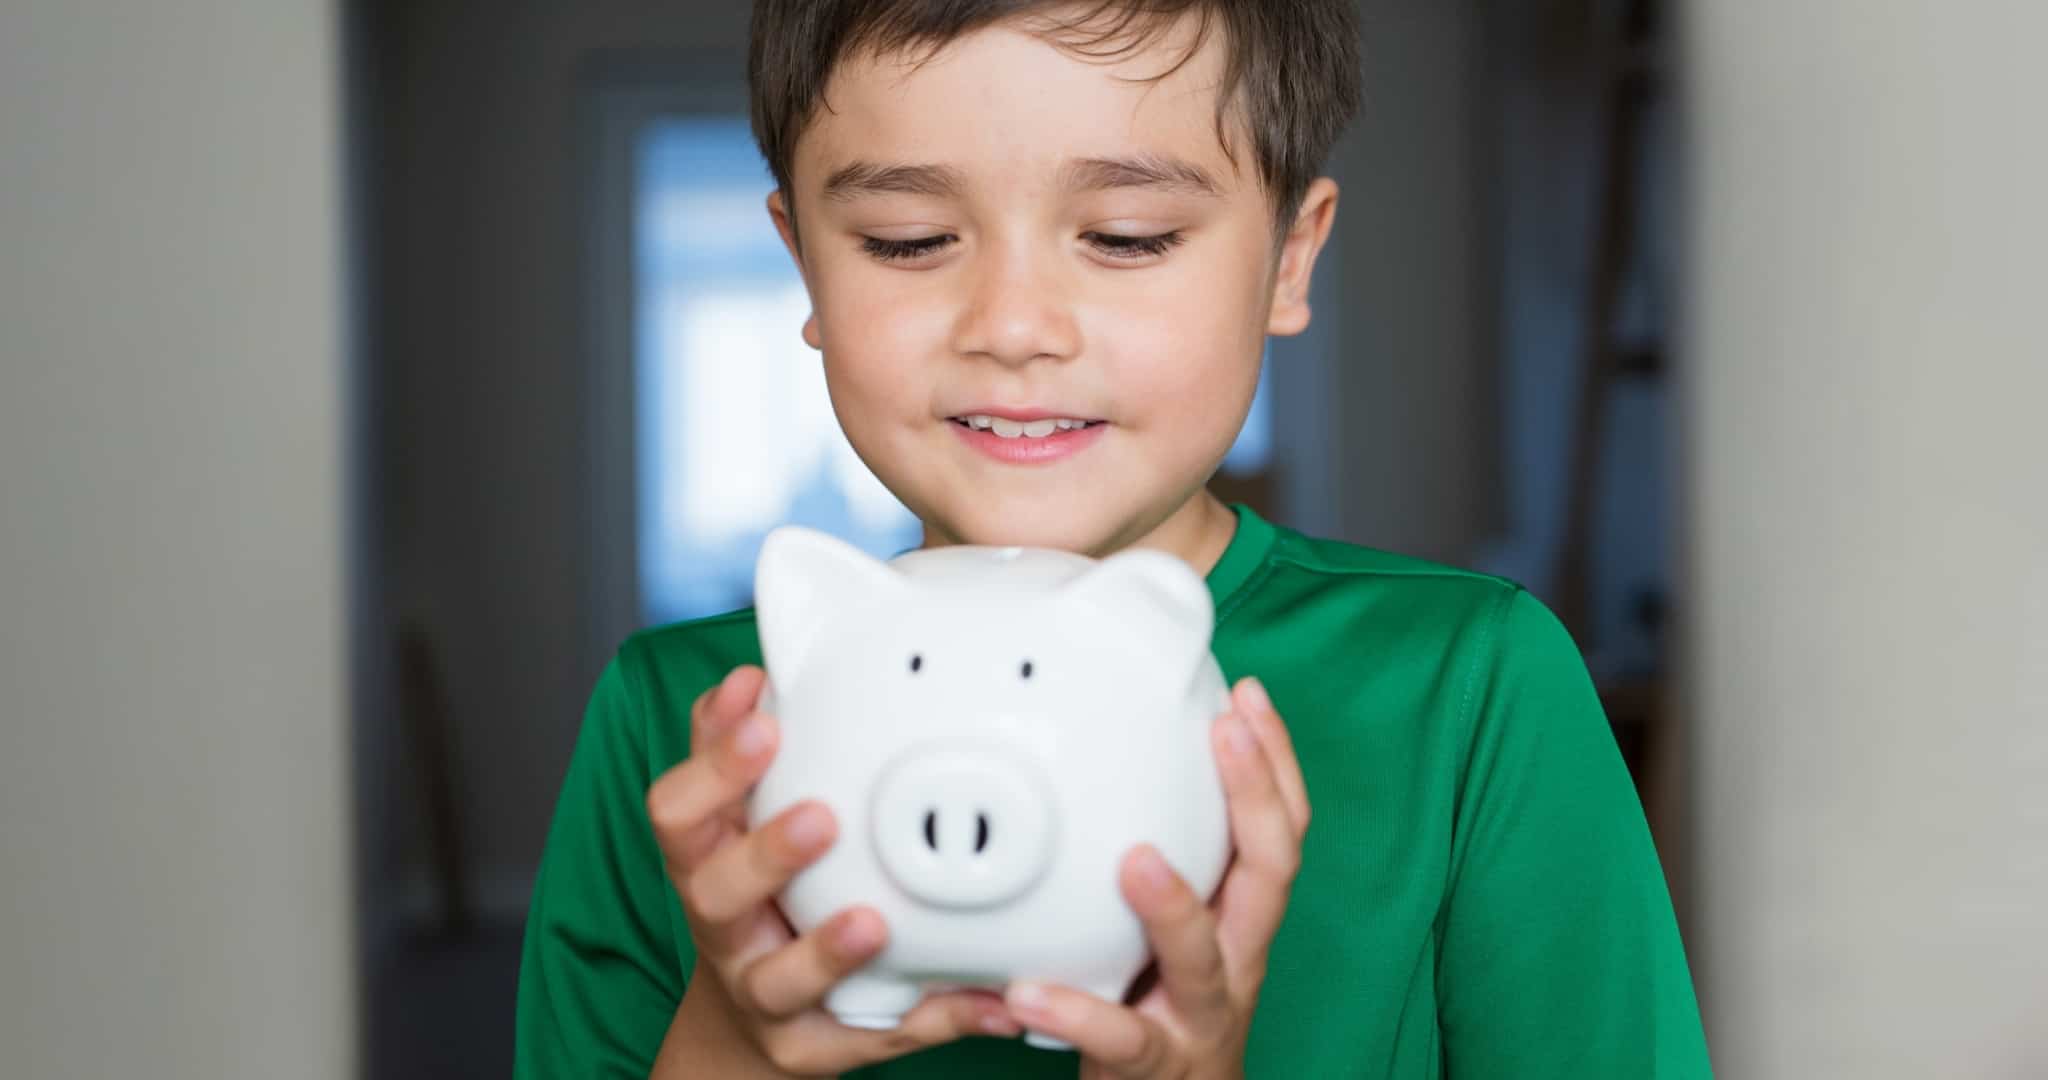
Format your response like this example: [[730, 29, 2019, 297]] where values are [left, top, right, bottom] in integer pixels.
[[791, 13, 1248, 196]]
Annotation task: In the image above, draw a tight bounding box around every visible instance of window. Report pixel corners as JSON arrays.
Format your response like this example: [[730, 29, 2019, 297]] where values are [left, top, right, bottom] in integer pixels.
[[635, 119, 920, 625]]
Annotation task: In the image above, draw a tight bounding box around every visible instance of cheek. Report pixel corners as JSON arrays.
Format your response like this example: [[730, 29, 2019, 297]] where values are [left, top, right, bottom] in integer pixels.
[[1091, 271, 1266, 405], [1120, 345, 1259, 437], [811, 255, 954, 346], [1111, 230, 1272, 345], [812, 268, 941, 397]]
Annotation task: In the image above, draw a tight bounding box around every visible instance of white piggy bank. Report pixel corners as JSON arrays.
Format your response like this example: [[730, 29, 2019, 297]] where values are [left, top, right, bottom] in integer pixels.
[[747, 526, 1231, 1046]]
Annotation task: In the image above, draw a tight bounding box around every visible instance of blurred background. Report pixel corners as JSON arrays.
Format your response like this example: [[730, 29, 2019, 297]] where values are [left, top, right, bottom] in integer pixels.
[[2, 0, 2042, 1077]]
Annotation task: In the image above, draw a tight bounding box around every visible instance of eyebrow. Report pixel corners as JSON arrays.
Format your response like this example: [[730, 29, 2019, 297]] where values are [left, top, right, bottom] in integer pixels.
[[821, 162, 966, 202], [818, 154, 1224, 202], [1060, 154, 1223, 197]]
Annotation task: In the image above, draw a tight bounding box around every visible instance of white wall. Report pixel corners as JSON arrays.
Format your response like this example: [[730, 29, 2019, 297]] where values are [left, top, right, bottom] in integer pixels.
[[0, 2, 356, 1077], [1684, 3, 2048, 1075]]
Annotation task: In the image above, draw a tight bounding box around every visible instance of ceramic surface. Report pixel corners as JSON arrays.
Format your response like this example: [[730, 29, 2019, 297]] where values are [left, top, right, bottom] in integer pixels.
[[748, 527, 1232, 1044]]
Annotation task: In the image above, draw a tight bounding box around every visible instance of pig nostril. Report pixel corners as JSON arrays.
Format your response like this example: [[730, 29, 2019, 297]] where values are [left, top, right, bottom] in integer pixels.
[[923, 810, 937, 851], [974, 812, 990, 854]]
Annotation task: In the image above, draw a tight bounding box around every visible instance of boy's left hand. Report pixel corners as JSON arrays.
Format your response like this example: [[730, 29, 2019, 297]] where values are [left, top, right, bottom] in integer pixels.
[[1003, 677, 1309, 1079]]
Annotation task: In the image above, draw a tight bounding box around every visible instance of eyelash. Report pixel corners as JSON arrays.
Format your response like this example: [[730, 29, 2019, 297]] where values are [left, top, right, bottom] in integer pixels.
[[859, 231, 1187, 263]]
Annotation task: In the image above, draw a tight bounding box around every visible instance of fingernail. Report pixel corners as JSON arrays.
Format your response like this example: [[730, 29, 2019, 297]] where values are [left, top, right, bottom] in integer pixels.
[[1221, 714, 1256, 757], [785, 803, 831, 851], [1239, 677, 1273, 717], [980, 1010, 1022, 1037], [1134, 845, 1173, 892], [1006, 980, 1048, 1013], [733, 716, 770, 757], [836, 912, 881, 953]]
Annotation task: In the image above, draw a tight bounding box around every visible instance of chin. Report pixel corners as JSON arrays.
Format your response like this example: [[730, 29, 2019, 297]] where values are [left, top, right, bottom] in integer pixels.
[[923, 490, 1143, 556]]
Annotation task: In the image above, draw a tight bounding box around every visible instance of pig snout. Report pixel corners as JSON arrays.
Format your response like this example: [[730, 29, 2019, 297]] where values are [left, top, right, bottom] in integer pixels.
[[869, 742, 1056, 909]]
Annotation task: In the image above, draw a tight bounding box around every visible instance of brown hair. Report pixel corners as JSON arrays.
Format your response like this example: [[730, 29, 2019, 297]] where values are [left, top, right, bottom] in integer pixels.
[[748, 0, 1361, 243]]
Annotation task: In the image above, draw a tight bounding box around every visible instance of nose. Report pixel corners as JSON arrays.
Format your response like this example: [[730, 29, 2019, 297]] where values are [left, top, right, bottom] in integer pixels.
[[949, 241, 1081, 367], [870, 742, 1056, 909]]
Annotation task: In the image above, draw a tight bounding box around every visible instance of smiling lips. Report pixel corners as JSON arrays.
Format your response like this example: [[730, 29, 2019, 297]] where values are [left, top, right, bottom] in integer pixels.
[[949, 411, 1107, 464]]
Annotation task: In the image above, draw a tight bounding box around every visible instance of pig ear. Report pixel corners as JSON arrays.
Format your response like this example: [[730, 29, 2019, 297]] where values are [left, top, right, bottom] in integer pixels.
[[1062, 549, 1214, 663], [754, 526, 904, 680]]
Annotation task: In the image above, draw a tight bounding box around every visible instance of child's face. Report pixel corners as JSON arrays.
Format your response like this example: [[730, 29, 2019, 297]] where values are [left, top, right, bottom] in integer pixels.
[[769, 10, 1336, 561]]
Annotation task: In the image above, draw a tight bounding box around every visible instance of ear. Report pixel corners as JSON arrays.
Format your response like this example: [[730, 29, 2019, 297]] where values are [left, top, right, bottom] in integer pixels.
[[766, 190, 824, 351], [1062, 549, 1215, 668], [1266, 177, 1339, 337], [754, 527, 904, 681]]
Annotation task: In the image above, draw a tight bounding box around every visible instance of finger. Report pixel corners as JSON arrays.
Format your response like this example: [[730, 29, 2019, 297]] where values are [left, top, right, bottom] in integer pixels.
[[1210, 709, 1303, 976], [645, 712, 780, 869], [757, 989, 1016, 1077], [1119, 845, 1230, 1028], [691, 666, 767, 750], [693, 671, 774, 842], [1004, 980, 1164, 1072], [669, 814, 740, 880], [684, 800, 835, 927], [734, 905, 888, 1019], [1234, 677, 1309, 835], [890, 988, 1023, 1045], [686, 800, 834, 967]]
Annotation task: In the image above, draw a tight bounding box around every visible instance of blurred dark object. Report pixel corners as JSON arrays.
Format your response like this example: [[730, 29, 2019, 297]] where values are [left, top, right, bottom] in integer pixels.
[[1554, 0, 1660, 648], [399, 620, 471, 937], [1209, 466, 1281, 523], [367, 927, 523, 1080], [1534, 0, 1684, 880]]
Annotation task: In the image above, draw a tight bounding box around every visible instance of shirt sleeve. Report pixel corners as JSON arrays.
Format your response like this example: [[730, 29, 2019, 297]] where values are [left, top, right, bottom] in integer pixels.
[[1435, 588, 1713, 1077], [514, 650, 699, 1079]]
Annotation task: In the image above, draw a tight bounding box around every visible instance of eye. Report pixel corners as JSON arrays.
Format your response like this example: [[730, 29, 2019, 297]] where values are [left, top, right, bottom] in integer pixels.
[[1084, 230, 1187, 261], [909, 654, 923, 673], [1020, 660, 1034, 679], [861, 235, 954, 263]]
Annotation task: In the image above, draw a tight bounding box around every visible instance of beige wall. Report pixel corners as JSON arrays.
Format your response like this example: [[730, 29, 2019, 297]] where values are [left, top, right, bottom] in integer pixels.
[[1683, 2, 2048, 1075], [0, 2, 355, 1077]]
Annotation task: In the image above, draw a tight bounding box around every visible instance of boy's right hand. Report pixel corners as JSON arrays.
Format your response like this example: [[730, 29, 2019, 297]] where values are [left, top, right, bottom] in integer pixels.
[[644, 665, 1021, 1078]]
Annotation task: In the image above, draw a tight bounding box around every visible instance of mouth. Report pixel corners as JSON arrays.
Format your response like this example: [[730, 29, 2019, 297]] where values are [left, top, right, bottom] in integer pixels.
[[948, 413, 1108, 440], [946, 411, 1108, 465]]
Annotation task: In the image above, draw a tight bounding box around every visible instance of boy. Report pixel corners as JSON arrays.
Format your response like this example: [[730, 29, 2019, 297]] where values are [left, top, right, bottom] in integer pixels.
[[517, 1, 1712, 1076]]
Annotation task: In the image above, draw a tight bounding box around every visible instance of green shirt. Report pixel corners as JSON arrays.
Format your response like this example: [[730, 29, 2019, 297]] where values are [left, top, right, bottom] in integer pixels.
[[516, 505, 1711, 1078]]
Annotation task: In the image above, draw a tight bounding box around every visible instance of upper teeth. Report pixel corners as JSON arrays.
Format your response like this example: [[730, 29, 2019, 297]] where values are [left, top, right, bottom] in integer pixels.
[[960, 415, 1091, 438]]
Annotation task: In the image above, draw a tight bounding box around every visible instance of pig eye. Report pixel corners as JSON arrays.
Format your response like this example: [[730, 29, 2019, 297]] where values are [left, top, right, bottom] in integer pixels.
[[909, 654, 923, 674], [1020, 660, 1034, 679]]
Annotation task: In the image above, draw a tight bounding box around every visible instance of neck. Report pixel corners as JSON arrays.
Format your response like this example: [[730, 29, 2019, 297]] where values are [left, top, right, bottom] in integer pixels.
[[1124, 488, 1239, 576]]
